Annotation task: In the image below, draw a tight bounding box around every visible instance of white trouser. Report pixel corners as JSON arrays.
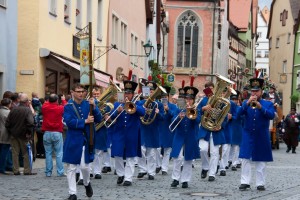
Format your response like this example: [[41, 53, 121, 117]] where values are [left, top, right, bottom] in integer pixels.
[[220, 144, 230, 171], [103, 148, 112, 167], [156, 147, 162, 168], [67, 146, 91, 195], [241, 159, 266, 186], [228, 145, 234, 162], [138, 146, 147, 173], [115, 156, 135, 182], [161, 147, 172, 172], [93, 149, 104, 175], [231, 145, 240, 167], [171, 148, 193, 183], [146, 147, 156, 176], [199, 139, 209, 170]]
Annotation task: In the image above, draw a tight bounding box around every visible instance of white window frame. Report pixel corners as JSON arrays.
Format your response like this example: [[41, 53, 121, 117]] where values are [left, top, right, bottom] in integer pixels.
[[49, 0, 57, 16], [97, 0, 103, 41], [282, 60, 287, 73], [0, 0, 7, 8], [112, 14, 119, 49], [120, 21, 127, 53], [76, 0, 82, 29], [64, 0, 71, 24]]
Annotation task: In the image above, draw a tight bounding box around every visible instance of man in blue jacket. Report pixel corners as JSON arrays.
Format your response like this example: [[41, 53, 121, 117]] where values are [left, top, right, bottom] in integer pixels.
[[63, 83, 102, 200], [237, 78, 275, 191]]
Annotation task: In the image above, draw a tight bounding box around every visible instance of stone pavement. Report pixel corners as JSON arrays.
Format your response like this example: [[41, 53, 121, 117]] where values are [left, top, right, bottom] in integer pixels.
[[0, 144, 300, 200]]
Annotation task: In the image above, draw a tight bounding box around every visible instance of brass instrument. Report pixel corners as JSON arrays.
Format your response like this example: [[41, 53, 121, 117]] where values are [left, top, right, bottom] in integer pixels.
[[95, 80, 122, 131], [186, 97, 203, 120], [249, 95, 258, 109], [140, 84, 167, 125], [169, 98, 186, 132], [104, 93, 142, 128], [201, 74, 235, 131]]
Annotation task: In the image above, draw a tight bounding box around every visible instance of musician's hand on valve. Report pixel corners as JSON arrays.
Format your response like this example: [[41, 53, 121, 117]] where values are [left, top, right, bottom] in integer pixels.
[[213, 126, 221, 131], [85, 115, 94, 124], [255, 101, 262, 109], [247, 96, 256, 106], [228, 113, 232, 120], [202, 104, 212, 112], [155, 108, 159, 114], [179, 112, 185, 118]]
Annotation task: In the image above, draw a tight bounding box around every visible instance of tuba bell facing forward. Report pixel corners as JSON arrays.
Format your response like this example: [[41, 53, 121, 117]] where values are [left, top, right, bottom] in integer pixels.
[[201, 74, 235, 131]]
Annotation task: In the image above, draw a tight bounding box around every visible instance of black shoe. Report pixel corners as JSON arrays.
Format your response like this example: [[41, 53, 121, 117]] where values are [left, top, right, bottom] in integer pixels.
[[137, 172, 147, 178], [14, 172, 21, 175], [77, 179, 83, 185], [67, 194, 77, 200], [90, 174, 93, 178], [171, 179, 179, 187], [114, 170, 117, 175], [84, 183, 93, 197], [123, 181, 132, 186], [232, 166, 237, 171], [102, 167, 108, 173], [148, 175, 154, 180], [239, 184, 250, 190], [162, 171, 168, 175], [117, 176, 124, 184], [228, 161, 232, 168], [94, 174, 102, 179], [257, 185, 265, 191], [286, 149, 291, 153], [201, 169, 208, 179], [220, 171, 226, 176], [225, 166, 229, 169], [24, 172, 37, 175], [192, 164, 194, 168], [182, 182, 188, 188], [156, 167, 161, 174], [208, 176, 215, 182], [106, 167, 112, 172], [236, 164, 241, 168], [75, 173, 80, 182]]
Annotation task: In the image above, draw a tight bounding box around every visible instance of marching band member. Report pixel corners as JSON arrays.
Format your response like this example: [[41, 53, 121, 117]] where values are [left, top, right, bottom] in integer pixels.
[[92, 86, 109, 179], [158, 84, 177, 175], [138, 80, 164, 180], [109, 78, 145, 186], [197, 81, 227, 182], [170, 86, 201, 188], [63, 83, 102, 200], [229, 91, 243, 171], [237, 78, 275, 191]]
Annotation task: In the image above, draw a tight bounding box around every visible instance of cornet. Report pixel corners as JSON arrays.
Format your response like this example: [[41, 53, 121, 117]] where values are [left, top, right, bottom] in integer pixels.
[[249, 95, 257, 109]]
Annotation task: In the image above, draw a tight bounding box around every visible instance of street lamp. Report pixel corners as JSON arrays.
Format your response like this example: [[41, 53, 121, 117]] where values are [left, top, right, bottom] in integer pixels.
[[129, 40, 153, 57]]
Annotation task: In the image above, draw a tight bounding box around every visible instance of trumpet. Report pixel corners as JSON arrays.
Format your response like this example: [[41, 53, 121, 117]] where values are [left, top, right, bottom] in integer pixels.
[[104, 93, 142, 128], [249, 95, 257, 109], [186, 98, 202, 120]]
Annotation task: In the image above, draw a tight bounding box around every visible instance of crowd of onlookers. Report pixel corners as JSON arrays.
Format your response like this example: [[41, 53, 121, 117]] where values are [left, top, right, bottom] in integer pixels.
[[0, 91, 71, 176]]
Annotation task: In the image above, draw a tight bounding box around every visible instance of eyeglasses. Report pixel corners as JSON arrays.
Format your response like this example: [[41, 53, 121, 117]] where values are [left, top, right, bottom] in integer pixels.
[[74, 90, 85, 93]]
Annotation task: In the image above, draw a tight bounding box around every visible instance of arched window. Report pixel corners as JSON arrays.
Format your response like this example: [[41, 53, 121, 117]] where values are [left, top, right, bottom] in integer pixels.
[[176, 11, 200, 68]]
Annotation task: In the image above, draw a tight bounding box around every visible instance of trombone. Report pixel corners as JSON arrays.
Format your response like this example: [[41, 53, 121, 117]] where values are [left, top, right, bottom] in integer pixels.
[[104, 93, 142, 128], [169, 110, 185, 132]]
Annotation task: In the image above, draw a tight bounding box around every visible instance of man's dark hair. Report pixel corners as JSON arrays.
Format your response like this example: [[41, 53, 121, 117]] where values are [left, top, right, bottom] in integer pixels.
[[205, 81, 214, 88], [72, 83, 85, 91], [49, 94, 58, 103], [3, 91, 13, 99], [10, 92, 19, 101], [1, 98, 12, 107]]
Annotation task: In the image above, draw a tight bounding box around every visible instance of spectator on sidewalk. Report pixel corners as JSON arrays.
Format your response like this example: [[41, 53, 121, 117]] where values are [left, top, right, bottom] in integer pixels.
[[282, 108, 300, 153], [0, 98, 12, 174], [42, 93, 67, 177], [5, 93, 36, 175]]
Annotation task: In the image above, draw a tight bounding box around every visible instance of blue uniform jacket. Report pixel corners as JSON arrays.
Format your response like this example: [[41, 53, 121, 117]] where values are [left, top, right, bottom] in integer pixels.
[[197, 96, 226, 145], [170, 107, 201, 161], [230, 104, 243, 145], [63, 99, 102, 164], [223, 100, 235, 144], [94, 103, 109, 151], [110, 101, 145, 158], [139, 99, 164, 148], [237, 99, 275, 161], [159, 102, 177, 148]]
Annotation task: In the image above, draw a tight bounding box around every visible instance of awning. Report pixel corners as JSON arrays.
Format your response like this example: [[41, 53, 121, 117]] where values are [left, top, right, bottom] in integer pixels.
[[51, 54, 110, 87]]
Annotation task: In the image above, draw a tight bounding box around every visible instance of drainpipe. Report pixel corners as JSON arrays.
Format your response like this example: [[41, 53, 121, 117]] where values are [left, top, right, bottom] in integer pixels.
[[210, 0, 217, 81], [291, 32, 297, 108]]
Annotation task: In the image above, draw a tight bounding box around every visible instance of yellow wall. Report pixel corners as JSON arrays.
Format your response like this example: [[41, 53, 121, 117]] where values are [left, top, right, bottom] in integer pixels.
[[17, 0, 109, 96], [268, 1, 294, 115]]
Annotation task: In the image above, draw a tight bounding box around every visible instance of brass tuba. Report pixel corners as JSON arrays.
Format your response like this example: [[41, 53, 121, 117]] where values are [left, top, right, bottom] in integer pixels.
[[140, 84, 167, 125], [95, 80, 122, 131], [201, 74, 235, 131]]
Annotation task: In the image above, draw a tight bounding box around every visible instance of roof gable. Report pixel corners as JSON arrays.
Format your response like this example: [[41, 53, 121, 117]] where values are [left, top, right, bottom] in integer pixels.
[[229, 0, 252, 30]]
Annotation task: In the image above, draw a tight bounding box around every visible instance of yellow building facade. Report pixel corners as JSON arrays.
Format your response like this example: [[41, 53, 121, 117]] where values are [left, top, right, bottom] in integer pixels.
[[17, 0, 110, 96]]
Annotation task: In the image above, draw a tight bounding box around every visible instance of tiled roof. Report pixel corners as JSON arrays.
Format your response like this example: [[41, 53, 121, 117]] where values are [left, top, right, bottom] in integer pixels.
[[229, 0, 252, 31], [290, 0, 300, 22], [261, 6, 270, 25]]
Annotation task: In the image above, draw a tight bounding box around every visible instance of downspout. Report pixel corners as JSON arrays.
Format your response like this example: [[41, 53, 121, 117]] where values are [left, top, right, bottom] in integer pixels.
[[291, 31, 297, 107], [210, 0, 217, 81]]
